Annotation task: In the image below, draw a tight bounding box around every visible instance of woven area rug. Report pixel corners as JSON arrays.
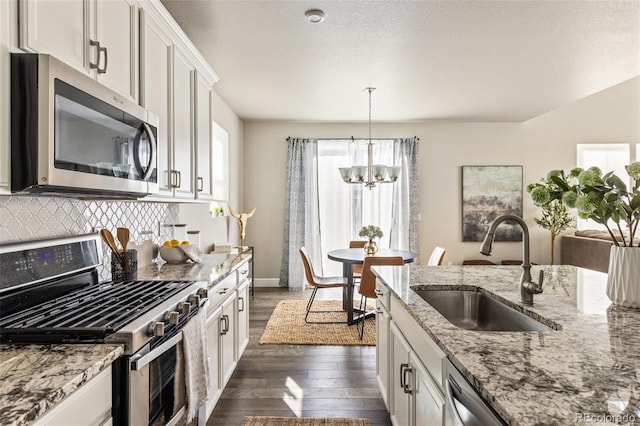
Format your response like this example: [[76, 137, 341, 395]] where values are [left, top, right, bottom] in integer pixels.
[[259, 300, 375, 346], [241, 416, 371, 426]]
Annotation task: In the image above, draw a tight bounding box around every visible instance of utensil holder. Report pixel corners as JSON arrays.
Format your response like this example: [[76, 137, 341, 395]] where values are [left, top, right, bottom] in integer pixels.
[[111, 249, 138, 281]]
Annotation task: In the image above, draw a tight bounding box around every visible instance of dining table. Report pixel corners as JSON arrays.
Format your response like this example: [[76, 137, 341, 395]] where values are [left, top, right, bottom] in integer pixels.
[[327, 248, 418, 325]]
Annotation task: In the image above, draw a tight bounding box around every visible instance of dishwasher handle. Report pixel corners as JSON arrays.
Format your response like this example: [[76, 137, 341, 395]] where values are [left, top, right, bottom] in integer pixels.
[[445, 372, 505, 426], [445, 375, 472, 426]]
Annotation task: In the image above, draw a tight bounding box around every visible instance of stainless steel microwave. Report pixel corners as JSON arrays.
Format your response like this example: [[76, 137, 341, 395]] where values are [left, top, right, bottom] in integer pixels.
[[11, 53, 159, 198]]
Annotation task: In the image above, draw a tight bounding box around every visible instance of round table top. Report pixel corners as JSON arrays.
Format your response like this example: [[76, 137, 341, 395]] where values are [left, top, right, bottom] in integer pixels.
[[327, 248, 418, 265]]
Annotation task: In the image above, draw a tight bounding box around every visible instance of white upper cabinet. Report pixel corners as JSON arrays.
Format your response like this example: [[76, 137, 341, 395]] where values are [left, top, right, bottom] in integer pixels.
[[171, 46, 195, 199], [140, 8, 173, 197], [195, 73, 213, 200], [141, 13, 195, 200], [19, 0, 138, 101], [93, 0, 138, 100]]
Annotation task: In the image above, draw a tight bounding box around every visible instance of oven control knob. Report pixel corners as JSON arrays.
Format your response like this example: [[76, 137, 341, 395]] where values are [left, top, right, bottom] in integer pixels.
[[178, 301, 191, 315], [188, 294, 201, 306], [165, 311, 180, 325], [197, 288, 208, 299], [148, 321, 165, 337]]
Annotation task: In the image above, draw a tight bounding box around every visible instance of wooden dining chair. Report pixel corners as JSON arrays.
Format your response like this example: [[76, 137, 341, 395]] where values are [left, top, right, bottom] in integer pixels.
[[349, 240, 367, 282], [299, 247, 348, 324], [428, 246, 446, 266], [357, 256, 404, 339], [462, 259, 496, 265]]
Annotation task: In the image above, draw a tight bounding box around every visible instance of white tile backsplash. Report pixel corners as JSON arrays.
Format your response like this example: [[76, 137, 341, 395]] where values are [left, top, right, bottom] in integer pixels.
[[0, 195, 179, 280]]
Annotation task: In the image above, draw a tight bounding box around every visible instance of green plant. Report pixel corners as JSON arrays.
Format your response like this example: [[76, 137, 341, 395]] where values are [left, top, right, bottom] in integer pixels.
[[527, 175, 574, 264], [529, 162, 640, 247], [359, 225, 383, 240]]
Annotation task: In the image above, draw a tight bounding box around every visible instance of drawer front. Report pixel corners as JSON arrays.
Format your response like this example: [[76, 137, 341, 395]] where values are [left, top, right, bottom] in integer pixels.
[[375, 279, 390, 310], [208, 274, 236, 314], [237, 261, 250, 284]]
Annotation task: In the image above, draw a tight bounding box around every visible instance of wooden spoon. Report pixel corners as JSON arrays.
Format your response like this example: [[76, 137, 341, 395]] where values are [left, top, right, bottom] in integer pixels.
[[101, 228, 121, 255], [117, 227, 130, 253]]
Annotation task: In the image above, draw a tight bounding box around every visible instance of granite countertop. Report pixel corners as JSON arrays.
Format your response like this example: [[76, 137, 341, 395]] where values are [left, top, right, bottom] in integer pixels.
[[374, 264, 640, 426], [0, 251, 251, 425], [0, 344, 124, 425], [136, 251, 252, 285]]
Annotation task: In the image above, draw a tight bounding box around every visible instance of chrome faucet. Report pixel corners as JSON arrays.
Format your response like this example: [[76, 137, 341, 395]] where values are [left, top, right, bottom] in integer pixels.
[[480, 214, 544, 305]]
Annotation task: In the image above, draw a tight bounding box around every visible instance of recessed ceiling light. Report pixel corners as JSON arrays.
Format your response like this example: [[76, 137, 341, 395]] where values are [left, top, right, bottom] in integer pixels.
[[305, 9, 325, 23]]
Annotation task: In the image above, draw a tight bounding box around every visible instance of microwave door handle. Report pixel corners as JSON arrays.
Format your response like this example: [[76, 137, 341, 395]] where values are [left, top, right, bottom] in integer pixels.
[[135, 122, 156, 181]]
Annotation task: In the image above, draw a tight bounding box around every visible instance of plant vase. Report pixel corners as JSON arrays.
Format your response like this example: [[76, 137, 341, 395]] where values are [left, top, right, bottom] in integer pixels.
[[606, 246, 640, 308], [364, 239, 378, 255]]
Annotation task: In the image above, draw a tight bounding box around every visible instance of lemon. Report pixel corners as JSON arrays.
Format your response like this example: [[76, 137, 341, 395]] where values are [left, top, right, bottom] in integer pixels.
[[162, 240, 173, 247], [170, 239, 180, 246], [181, 241, 190, 245]]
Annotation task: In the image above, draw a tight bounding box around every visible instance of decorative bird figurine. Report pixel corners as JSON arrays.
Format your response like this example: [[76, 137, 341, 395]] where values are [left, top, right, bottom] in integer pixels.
[[228, 204, 256, 244]]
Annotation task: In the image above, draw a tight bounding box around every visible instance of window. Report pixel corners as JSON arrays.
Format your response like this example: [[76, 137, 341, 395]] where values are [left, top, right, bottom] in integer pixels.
[[317, 139, 394, 275], [576, 143, 630, 230]]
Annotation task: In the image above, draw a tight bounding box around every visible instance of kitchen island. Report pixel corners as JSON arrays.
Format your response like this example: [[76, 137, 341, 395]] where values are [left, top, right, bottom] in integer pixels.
[[374, 264, 640, 425]]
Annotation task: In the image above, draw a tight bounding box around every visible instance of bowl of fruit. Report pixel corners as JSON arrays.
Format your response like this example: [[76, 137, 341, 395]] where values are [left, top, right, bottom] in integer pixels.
[[159, 239, 192, 263]]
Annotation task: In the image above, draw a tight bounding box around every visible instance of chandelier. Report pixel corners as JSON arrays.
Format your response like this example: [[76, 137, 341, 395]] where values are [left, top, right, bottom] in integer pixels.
[[338, 87, 400, 189]]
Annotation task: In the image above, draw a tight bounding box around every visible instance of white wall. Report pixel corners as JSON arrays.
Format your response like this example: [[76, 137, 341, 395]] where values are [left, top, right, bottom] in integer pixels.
[[178, 90, 245, 252], [244, 77, 640, 281]]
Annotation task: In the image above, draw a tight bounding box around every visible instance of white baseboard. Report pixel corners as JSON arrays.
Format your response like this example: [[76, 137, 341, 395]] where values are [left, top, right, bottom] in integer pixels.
[[253, 278, 280, 287]]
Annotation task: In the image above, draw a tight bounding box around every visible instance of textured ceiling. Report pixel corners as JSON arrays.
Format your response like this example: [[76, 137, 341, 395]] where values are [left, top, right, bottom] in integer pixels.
[[161, 0, 640, 122]]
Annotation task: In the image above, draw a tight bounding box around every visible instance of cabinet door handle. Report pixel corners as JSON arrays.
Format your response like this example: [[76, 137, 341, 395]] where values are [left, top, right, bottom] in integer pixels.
[[89, 40, 101, 70], [176, 170, 182, 188], [220, 315, 228, 335], [403, 365, 413, 394], [400, 363, 408, 389], [238, 297, 245, 312], [374, 289, 384, 296], [98, 46, 108, 74], [197, 176, 204, 192]]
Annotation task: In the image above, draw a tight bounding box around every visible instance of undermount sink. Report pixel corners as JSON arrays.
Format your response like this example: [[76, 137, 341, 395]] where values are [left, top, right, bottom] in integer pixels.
[[414, 288, 556, 332]]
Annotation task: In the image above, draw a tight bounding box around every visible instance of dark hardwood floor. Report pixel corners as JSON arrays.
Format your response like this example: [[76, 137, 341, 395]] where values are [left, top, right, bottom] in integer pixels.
[[207, 287, 392, 425]]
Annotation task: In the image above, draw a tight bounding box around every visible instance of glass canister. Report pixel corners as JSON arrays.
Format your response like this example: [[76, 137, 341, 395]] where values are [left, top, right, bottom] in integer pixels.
[[174, 224, 187, 242], [187, 230, 201, 250]]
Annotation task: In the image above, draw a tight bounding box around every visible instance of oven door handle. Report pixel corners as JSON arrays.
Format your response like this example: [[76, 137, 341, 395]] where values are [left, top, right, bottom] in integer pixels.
[[130, 331, 183, 371]]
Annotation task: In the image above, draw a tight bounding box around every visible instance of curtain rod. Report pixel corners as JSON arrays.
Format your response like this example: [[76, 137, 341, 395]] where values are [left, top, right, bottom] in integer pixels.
[[286, 136, 420, 141]]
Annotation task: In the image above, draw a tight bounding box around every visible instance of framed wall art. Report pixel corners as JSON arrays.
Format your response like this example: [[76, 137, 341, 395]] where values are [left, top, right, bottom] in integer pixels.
[[461, 165, 523, 242]]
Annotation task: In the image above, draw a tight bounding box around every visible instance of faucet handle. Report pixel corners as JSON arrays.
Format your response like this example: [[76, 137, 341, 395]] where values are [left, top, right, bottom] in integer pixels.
[[538, 270, 544, 289]]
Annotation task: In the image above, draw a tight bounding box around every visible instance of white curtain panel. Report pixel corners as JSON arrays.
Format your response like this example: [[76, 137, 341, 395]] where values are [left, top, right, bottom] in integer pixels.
[[279, 138, 322, 289], [389, 137, 420, 258]]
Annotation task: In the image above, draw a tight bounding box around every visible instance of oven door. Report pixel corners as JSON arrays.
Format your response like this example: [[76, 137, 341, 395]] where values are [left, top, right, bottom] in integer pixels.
[[128, 332, 186, 426]]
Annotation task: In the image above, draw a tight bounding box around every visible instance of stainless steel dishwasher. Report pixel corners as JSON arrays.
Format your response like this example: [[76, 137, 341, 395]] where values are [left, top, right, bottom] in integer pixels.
[[444, 359, 506, 426]]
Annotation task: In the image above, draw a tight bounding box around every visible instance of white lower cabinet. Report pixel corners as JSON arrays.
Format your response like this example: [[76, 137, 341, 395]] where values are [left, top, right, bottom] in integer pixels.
[[390, 321, 412, 426], [220, 292, 237, 386], [412, 352, 445, 426], [236, 279, 250, 357], [202, 258, 252, 421], [205, 305, 222, 419], [33, 366, 112, 426], [381, 283, 446, 426], [376, 300, 391, 410]]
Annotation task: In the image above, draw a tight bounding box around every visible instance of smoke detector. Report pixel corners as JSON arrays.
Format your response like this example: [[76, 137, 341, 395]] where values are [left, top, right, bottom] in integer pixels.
[[305, 9, 325, 23]]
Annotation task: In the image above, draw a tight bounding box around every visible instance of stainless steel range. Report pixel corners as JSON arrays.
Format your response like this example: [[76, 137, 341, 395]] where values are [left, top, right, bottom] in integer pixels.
[[0, 233, 208, 426]]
